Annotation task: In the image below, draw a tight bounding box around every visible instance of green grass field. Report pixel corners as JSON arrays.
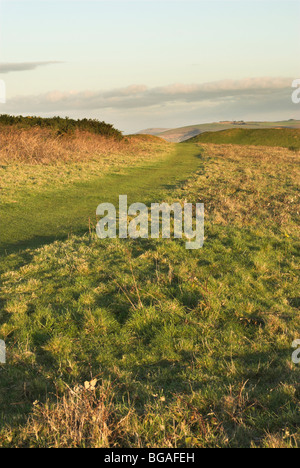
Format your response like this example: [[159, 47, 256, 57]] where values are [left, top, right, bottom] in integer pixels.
[[186, 128, 300, 149], [0, 143, 202, 257], [0, 129, 299, 448]]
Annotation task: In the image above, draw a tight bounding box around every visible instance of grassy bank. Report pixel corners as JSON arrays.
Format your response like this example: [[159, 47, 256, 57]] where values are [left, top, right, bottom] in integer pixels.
[[0, 140, 299, 448], [186, 128, 300, 150]]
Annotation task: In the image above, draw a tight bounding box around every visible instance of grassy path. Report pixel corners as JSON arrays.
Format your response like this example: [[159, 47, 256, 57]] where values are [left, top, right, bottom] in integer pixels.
[[1, 142, 299, 447], [0, 143, 203, 255]]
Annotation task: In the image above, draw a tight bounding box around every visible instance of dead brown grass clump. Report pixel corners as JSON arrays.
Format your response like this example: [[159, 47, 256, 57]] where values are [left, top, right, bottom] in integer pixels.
[[16, 379, 134, 448], [0, 126, 170, 165], [259, 431, 300, 448]]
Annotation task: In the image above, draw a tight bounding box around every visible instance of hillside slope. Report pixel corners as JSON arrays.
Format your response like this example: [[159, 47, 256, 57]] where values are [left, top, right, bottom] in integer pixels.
[[136, 128, 171, 136], [185, 128, 300, 149], [141, 120, 300, 142]]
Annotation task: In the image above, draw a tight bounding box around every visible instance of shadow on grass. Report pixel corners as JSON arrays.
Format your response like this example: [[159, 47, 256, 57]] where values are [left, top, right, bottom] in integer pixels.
[[0, 329, 297, 432]]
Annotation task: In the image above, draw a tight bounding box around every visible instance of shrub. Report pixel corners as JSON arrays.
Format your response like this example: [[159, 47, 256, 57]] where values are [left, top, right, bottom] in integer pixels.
[[0, 114, 123, 140]]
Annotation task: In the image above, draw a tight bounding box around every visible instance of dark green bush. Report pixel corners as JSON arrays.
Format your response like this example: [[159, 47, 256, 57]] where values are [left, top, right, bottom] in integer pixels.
[[0, 114, 123, 139]]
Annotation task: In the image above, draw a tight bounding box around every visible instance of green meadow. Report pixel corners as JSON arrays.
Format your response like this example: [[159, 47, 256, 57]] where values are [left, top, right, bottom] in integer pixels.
[[0, 144, 202, 257], [0, 125, 299, 448], [187, 128, 300, 150]]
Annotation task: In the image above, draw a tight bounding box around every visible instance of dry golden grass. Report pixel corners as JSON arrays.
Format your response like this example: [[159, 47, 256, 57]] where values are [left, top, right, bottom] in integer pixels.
[[188, 143, 300, 233], [8, 380, 135, 448], [0, 126, 170, 165], [2, 377, 229, 448], [0, 127, 173, 204], [260, 432, 300, 448]]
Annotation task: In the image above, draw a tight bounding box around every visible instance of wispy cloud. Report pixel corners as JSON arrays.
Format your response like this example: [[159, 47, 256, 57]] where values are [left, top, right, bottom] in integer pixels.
[[3, 77, 292, 113], [0, 61, 63, 73]]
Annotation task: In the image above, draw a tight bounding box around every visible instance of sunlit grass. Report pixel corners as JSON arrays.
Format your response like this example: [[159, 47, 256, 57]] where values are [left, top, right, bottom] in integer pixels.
[[188, 128, 300, 150], [0, 140, 299, 448]]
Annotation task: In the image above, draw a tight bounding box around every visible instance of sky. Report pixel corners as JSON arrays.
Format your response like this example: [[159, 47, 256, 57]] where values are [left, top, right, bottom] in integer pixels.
[[0, 0, 299, 133]]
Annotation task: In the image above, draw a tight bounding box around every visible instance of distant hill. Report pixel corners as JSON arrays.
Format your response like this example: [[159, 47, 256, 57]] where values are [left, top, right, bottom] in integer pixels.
[[136, 128, 171, 136], [137, 120, 300, 142], [185, 127, 300, 150]]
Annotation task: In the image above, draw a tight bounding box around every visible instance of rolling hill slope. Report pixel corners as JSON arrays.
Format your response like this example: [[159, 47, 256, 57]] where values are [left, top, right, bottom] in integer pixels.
[[184, 127, 300, 149], [138, 120, 300, 142]]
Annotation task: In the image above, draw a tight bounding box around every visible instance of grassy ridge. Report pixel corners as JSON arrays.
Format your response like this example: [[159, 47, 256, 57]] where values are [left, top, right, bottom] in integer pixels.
[[185, 128, 300, 149], [0, 141, 299, 448]]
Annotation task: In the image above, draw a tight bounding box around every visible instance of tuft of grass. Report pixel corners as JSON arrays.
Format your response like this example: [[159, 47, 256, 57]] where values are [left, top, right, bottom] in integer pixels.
[[2, 379, 136, 448], [19, 380, 115, 448]]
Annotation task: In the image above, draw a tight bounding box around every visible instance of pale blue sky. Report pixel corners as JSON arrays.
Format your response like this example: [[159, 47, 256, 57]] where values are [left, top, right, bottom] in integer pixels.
[[0, 0, 299, 132]]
